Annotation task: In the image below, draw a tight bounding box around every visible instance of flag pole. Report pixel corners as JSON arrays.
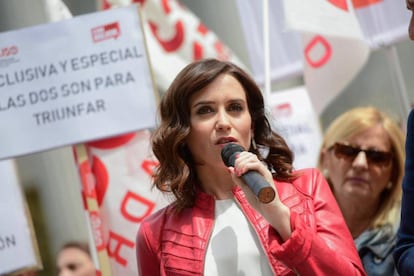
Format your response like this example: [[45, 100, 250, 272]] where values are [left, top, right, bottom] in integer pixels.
[[385, 45, 411, 128], [262, 0, 271, 105], [345, 0, 410, 126], [73, 145, 113, 276]]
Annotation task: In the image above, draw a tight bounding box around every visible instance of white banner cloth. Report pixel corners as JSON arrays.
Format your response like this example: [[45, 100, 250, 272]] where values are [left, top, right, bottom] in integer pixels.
[[283, 0, 365, 40], [84, 130, 169, 275], [268, 86, 323, 169], [302, 33, 370, 114], [102, 0, 246, 91], [236, 0, 411, 113], [0, 160, 39, 274]]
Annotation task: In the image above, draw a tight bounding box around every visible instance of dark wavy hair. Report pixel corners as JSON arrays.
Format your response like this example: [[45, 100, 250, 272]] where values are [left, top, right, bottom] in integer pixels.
[[151, 58, 294, 212]]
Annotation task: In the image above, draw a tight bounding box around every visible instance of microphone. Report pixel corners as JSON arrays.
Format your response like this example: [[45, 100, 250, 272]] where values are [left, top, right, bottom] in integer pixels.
[[221, 143, 275, 203]]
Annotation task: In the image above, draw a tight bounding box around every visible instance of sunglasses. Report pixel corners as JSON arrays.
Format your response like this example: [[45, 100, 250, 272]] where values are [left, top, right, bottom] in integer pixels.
[[329, 142, 393, 166]]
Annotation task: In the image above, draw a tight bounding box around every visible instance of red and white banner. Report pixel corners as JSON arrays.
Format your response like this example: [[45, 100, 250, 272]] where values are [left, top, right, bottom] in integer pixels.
[[302, 33, 370, 114], [100, 0, 246, 91], [84, 130, 170, 275]]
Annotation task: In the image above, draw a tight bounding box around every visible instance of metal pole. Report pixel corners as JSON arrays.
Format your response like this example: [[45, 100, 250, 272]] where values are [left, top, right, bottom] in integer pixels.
[[385, 45, 411, 127], [262, 0, 271, 105]]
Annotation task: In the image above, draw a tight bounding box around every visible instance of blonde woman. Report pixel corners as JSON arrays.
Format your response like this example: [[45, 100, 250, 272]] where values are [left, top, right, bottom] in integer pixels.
[[319, 106, 405, 275]]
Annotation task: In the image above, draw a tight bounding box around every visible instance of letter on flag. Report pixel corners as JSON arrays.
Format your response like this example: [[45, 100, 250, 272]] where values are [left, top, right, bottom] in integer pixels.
[[84, 130, 170, 275]]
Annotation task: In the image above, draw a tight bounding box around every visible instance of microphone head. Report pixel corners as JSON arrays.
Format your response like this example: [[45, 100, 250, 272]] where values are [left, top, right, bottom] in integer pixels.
[[221, 143, 245, 167]]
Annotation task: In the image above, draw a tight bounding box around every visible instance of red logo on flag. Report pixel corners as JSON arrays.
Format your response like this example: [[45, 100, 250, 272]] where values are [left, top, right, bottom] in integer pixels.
[[91, 22, 121, 43], [273, 103, 293, 118], [305, 35, 332, 68], [328, 0, 382, 11], [0, 45, 18, 59], [90, 211, 106, 251]]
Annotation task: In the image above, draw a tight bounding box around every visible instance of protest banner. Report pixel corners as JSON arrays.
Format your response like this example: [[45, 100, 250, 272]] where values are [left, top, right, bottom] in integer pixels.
[[0, 3, 158, 275], [269, 86, 323, 169], [0, 4, 157, 160], [0, 159, 42, 275]]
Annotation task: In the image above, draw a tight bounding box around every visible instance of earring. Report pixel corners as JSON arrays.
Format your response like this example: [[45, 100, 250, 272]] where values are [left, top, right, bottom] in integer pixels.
[[322, 168, 329, 178], [386, 182, 392, 189]]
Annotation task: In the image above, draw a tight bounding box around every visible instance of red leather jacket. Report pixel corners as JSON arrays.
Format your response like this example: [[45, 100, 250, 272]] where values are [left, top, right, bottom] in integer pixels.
[[136, 168, 366, 275]]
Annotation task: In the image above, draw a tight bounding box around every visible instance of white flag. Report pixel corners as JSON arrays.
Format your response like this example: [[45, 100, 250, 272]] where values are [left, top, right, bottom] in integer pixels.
[[85, 130, 170, 275], [354, 0, 412, 48], [41, 0, 72, 21], [268, 86, 323, 169], [302, 33, 370, 114], [236, 1, 410, 113], [283, 0, 370, 114]]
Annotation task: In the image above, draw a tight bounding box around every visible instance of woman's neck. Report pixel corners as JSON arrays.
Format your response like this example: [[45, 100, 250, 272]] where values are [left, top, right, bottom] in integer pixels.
[[196, 165, 234, 200], [336, 196, 378, 239]]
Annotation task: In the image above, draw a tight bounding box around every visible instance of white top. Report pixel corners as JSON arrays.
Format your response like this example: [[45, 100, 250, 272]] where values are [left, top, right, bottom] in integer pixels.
[[204, 199, 273, 275]]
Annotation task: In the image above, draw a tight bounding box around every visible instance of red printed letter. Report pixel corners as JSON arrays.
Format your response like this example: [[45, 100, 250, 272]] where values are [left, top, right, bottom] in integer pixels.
[[120, 191, 155, 223], [304, 35, 332, 68], [328, 0, 382, 10], [141, 159, 158, 176], [107, 231, 134, 266]]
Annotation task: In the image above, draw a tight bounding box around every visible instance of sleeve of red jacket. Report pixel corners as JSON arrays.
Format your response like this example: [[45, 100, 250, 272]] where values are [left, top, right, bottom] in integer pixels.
[[136, 210, 163, 276], [271, 169, 366, 276]]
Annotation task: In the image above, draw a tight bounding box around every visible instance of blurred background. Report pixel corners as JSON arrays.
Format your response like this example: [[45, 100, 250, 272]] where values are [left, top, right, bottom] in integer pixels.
[[0, 0, 413, 275]]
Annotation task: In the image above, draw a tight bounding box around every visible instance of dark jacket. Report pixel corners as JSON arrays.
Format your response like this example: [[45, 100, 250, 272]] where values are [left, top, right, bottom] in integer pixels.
[[394, 109, 414, 276]]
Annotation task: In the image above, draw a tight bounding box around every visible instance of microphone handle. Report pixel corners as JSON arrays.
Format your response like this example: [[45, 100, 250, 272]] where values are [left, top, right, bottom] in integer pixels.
[[241, 171, 275, 203]]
